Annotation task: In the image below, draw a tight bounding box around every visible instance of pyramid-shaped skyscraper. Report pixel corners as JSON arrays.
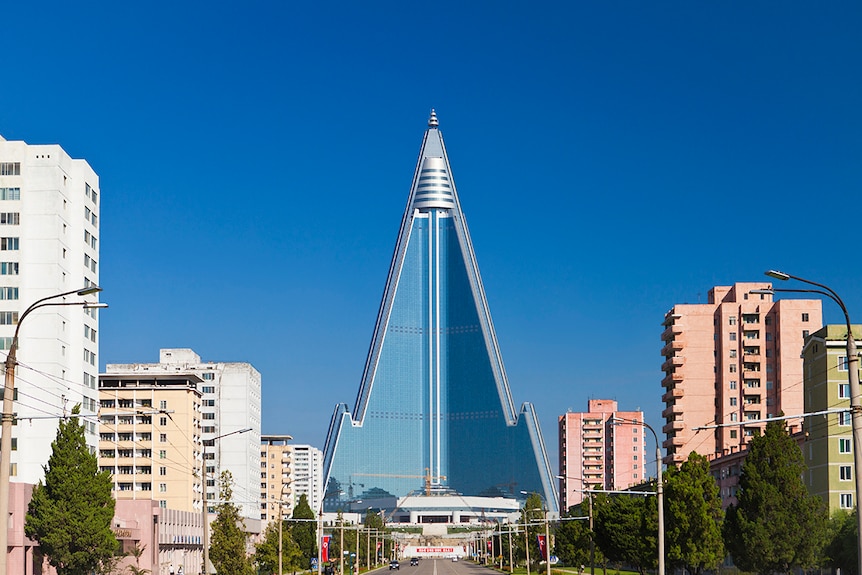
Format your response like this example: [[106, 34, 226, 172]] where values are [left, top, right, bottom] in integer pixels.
[[323, 111, 558, 512]]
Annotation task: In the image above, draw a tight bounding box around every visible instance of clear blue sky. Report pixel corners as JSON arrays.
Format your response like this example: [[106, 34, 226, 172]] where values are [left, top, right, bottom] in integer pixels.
[[2, 2, 860, 466]]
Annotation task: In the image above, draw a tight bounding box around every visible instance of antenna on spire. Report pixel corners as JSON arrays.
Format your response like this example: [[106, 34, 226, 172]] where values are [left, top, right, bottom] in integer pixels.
[[428, 109, 439, 128]]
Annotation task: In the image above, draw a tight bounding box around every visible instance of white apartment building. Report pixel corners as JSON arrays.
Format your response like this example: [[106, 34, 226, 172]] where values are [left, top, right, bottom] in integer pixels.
[[104, 348, 262, 533], [291, 444, 322, 513], [0, 134, 102, 484]]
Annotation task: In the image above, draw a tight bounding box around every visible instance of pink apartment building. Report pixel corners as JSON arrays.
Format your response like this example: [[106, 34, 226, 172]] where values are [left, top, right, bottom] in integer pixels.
[[558, 400, 645, 512], [661, 283, 821, 466]]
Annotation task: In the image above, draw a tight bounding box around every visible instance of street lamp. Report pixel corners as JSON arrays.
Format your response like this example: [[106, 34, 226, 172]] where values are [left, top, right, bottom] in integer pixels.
[[0, 285, 104, 575], [759, 269, 862, 575], [611, 417, 663, 575], [202, 427, 253, 575], [556, 475, 593, 575]]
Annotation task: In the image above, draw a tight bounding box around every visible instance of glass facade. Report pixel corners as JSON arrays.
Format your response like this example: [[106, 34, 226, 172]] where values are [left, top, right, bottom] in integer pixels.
[[323, 113, 558, 512]]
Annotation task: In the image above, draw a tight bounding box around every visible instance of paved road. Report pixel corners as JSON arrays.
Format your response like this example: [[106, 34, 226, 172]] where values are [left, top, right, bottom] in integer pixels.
[[387, 559, 491, 575]]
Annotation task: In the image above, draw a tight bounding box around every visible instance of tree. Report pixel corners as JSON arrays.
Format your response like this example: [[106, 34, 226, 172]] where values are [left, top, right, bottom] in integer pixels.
[[723, 420, 828, 575], [25, 405, 118, 575], [593, 491, 656, 574], [292, 494, 318, 568], [825, 510, 857, 575], [209, 471, 255, 575], [255, 521, 302, 575], [664, 452, 724, 575], [555, 503, 604, 569]]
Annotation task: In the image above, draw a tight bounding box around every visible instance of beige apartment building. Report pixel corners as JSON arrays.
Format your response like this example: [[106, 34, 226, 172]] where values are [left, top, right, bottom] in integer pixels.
[[99, 372, 204, 513], [559, 399, 645, 511], [661, 283, 821, 466], [260, 435, 293, 524]]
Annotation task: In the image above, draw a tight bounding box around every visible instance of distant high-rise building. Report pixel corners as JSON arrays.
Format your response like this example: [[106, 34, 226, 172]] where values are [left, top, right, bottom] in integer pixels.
[[323, 111, 558, 512], [802, 324, 861, 513], [260, 435, 293, 523], [291, 444, 323, 513], [661, 283, 821, 465], [102, 349, 262, 531], [0, 134, 103, 484], [558, 400, 644, 511]]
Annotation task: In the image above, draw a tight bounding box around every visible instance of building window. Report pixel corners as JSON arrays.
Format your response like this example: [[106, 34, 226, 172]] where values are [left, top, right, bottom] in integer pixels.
[[841, 466, 852, 481], [159, 483, 167, 493], [839, 356, 849, 372], [202, 372, 215, 380], [802, 330, 809, 338], [0, 312, 17, 325], [730, 332, 737, 341], [0, 238, 18, 251], [730, 350, 737, 358], [802, 313, 809, 322], [730, 429, 737, 439], [0, 188, 20, 200], [159, 467, 167, 476], [840, 384, 851, 399], [0, 262, 18, 276], [159, 500, 167, 509], [0, 213, 19, 225], [0, 163, 21, 176], [203, 413, 216, 420], [159, 434, 167, 443], [730, 364, 737, 373], [730, 397, 737, 406], [729, 380, 737, 390], [729, 316, 737, 325], [840, 412, 851, 427], [633, 446, 638, 452], [159, 400, 167, 409], [841, 493, 853, 509], [840, 438, 852, 454], [159, 417, 167, 426], [159, 450, 166, 459], [0, 287, 18, 300]]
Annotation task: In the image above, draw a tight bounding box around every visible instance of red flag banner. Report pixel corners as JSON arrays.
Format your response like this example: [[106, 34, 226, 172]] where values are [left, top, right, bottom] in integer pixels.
[[322, 535, 331, 563], [376, 542, 382, 551], [536, 535, 547, 560], [487, 540, 492, 552]]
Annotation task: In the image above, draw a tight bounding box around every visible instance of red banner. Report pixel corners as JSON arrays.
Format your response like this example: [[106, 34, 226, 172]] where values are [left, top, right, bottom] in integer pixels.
[[376, 542, 382, 551], [321, 536, 331, 563], [536, 535, 547, 560], [487, 540, 492, 552]]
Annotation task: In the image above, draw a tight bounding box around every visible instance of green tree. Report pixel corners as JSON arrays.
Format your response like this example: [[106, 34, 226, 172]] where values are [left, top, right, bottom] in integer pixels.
[[555, 503, 604, 569], [593, 491, 657, 574], [664, 452, 724, 575], [723, 420, 828, 575], [25, 405, 118, 575], [255, 520, 302, 575], [210, 471, 255, 575], [292, 494, 318, 568], [825, 510, 857, 575]]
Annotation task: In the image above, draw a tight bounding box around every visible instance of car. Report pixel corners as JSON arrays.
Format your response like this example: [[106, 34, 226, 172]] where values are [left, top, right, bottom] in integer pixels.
[[410, 558, 419, 566], [389, 561, 400, 570], [451, 557, 458, 562]]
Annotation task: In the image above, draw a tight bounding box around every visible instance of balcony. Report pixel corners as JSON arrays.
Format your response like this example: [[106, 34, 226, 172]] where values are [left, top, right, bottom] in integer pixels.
[[661, 372, 684, 388], [661, 356, 685, 371], [661, 402, 683, 419], [661, 324, 683, 341], [663, 420, 685, 434], [662, 386, 684, 402], [661, 340, 684, 357]]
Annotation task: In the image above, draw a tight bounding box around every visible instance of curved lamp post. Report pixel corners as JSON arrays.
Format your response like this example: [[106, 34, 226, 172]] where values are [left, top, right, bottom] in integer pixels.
[[759, 269, 862, 575], [0, 285, 105, 575], [611, 417, 663, 575], [202, 426, 253, 575], [521, 491, 551, 575]]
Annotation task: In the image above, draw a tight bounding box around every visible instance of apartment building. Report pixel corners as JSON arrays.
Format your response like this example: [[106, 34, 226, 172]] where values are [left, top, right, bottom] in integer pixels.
[[661, 283, 821, 466], [802, 324, 862, 513], [292, 444, 323, 513], [102, 349, 262, 532], [261, 435, 293, 524], [558, 399, 644, 511], [0, 134, 102, 484], [98, 372, 203, 512]]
